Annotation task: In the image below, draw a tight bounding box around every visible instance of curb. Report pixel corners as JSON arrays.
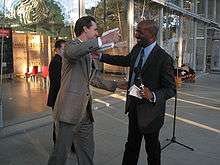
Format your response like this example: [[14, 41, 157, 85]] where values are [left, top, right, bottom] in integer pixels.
[[0, 94, 125, 139], [0, 114, 53, 139]]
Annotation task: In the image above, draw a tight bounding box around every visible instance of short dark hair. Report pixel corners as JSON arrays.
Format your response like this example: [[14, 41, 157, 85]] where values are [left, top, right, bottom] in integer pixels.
[[74, 16, 96, 37], [55, 39, 66, 49], [141, 20, 159, 37]]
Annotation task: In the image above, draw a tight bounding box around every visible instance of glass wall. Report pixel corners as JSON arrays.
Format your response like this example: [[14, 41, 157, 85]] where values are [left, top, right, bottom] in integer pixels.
[[196, 22, 206, 71], [216, 0, 220, 24], [0, 0, 78, 76], [197, 0, 206, 17], [0, 0, 79, 126], [162, 8, 180, 61], [183, 0, 194, 12], [182, 16, 194, 67], [85, 0, 129, 74], [208, 0, 215, 20], [169, 0, 181, 6], [212, 31, 220, 70]]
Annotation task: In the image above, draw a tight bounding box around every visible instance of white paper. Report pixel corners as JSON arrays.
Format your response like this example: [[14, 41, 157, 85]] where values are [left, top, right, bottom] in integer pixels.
[[99, 42, 114, 51], [128, 85, 142, 99], [99, 28, 119, 51], [102, 28, 119, 37]]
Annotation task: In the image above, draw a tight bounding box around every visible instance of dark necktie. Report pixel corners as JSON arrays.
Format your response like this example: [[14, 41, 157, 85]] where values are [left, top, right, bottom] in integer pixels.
[[134, 49, 144, 87]]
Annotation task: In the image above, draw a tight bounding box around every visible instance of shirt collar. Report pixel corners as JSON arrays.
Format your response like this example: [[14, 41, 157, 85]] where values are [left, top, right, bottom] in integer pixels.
[[143, 41, 156, 51]]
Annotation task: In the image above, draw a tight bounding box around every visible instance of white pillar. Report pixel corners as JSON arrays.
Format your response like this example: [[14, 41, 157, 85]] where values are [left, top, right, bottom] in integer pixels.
[[128, 0, 134, 51], [177, 0, 184, 67], [79, 0, 85, 18]]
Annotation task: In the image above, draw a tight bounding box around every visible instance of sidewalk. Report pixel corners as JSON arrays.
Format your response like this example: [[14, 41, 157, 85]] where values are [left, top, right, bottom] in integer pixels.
[[0, 73, 220, 165]]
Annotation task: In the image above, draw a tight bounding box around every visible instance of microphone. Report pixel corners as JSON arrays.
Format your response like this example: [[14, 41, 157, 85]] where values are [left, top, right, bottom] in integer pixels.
[[134, 67, 144, 89]]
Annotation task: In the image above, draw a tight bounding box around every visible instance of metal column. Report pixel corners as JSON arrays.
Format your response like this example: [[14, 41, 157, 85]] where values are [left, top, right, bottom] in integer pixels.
[[158, 7, 164, 47], [192, 0, 197, 70], [0, 0, 6, 128], [128, 0, 134, 51], [79, 0, 85, 18], [177, 0, 184, 67], [203, 0, 209, 72]]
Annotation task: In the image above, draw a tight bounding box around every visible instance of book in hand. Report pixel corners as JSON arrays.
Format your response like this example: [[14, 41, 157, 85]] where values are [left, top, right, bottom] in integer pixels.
[[128, 85, 142, 99]]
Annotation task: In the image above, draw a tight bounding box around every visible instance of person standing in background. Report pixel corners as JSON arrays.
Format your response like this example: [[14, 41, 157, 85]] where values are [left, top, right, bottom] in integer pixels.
[[47, 39, 75, 153]]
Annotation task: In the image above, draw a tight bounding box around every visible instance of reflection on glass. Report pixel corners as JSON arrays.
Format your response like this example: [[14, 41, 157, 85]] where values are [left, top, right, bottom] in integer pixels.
[[213, 38, 220, 69], [169, 0, 181, 6], [182, 17, 194, 67], [0, 0, 77, 76], [85, 0, 129, 74], [163, 9, 179, 61], [208, 0, 215, 20], [197, 0, 205, 17], [196, 22, 205, 71], [183, 0, 194, 12]]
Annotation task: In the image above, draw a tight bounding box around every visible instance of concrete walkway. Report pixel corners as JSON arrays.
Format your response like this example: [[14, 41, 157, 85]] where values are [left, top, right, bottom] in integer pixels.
[[0, 73, 220, 165]]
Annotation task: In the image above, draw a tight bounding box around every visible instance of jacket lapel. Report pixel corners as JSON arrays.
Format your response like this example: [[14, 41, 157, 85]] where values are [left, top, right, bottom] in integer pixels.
[[89, 59, 97, 81], [141, 44, 159, 73], [75, 38, 90, 80]]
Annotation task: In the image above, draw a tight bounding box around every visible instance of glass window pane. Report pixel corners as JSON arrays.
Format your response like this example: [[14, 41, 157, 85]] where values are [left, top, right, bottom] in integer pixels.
[[183, 0, 194, 12], [169, 0, 181, 6], [216, 0, 220, 24], [85, 0, 129, 74], [196, 22, 205, 71], [162, 9, 180, 61], [2, 0, 77, 75], [197, 0, 206, 17], [182, 17, 194, 67], [208, 0, 215, 20], [0, 0, 77, 124]]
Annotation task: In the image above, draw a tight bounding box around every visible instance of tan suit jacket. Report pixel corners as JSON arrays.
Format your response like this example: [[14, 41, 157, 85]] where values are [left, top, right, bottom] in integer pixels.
[[54, 38, 117, 125]]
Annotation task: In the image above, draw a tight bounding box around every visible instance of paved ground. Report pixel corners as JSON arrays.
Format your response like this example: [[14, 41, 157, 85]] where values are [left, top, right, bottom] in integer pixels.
[[0, 73, 220, 165], [1, 76, 113, 126]]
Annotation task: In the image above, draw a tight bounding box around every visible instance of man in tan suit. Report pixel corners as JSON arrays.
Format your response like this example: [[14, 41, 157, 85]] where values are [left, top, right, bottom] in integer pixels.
[[47, 16, 120, 165]]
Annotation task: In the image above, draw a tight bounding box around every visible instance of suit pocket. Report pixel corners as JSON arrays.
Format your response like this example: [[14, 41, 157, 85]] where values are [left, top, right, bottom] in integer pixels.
[[59, 92, 84, 122], [136, 103, 163, 129]]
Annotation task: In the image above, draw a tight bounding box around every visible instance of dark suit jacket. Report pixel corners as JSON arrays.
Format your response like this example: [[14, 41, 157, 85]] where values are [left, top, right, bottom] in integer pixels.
[[47, 54, 62, 108], [101, 44, 176, 133]]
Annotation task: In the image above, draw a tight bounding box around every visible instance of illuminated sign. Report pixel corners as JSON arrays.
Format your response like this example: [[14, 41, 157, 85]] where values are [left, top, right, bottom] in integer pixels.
[[0, 29, 11, 37]]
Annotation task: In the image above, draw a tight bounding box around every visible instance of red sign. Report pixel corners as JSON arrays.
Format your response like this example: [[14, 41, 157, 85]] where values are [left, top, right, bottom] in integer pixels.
[[0, 29, 11, 37]]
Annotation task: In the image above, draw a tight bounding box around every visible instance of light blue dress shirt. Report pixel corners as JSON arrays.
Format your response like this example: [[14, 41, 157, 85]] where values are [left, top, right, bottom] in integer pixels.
[[130, 41, 156, 85], [129, 41, 157, 102]]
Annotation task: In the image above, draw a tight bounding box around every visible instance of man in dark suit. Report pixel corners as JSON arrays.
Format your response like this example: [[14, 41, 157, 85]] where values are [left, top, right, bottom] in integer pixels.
[[47, 39, 66, 144], [99, 20, 176, 165]]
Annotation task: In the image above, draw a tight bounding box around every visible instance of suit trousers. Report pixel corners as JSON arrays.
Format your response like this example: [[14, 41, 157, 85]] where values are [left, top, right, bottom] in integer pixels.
[[48, 120, 94, 165], [52, 108, 75, 152], [122, 104, 161, 165]]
